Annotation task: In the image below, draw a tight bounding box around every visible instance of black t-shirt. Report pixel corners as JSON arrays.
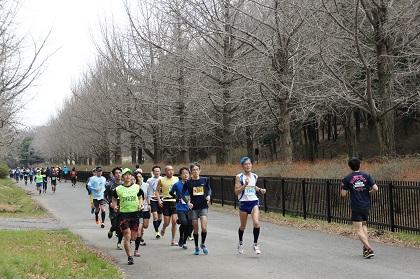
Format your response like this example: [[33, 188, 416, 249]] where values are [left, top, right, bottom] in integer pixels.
[[183, 177, 211, 210], [341, 171, 375, 212]]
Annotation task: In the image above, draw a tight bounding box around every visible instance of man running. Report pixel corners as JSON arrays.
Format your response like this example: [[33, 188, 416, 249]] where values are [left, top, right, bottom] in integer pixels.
[[340, 157, 378, 259], [112, 168, 144, 265], [51, 167, 58, 194], [88, 166, 107, 228], [182, 162, 211, 255], [35, 170, 43, 195], [147, 166, 163, 238], [23, 168, 29, 185], [133, 171, 151, 256], [234, 157, 266, 255], [170, 167, 192, 249], [42, 168, 48, 194], [70, 167, 77, 187], [105, 167, 124, 249], [156, 165, 179, 245], [29, 168, 34, 184]]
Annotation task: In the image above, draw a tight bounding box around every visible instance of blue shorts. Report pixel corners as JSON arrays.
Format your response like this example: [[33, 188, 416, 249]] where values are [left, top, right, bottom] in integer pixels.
[[239, 200, 259, 214], [36, 182, 43, 188]]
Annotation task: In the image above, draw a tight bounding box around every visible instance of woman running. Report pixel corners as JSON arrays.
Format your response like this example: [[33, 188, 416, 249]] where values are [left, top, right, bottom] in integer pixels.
[[234, 156, 266, 255]]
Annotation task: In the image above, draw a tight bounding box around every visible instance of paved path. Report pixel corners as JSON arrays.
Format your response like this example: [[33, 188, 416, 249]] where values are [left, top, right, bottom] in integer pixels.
[[18, 181, 420, 278]]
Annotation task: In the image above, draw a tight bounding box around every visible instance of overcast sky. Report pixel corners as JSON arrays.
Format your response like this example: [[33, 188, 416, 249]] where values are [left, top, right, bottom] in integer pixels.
[[16, 0, 127, 127]]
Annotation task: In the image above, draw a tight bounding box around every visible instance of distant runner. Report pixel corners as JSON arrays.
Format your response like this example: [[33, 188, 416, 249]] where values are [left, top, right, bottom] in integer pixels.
[[35, 170, 43, 195], [87, 166, 107, 228], [70, 167, 77, 187], [147, 166, 163, 238]]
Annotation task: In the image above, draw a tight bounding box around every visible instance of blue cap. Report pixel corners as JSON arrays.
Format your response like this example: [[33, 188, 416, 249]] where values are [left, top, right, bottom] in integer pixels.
[[240, 156, 251, 165]]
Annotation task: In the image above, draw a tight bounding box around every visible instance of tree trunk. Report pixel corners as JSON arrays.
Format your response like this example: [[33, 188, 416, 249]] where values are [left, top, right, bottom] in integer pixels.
[[277, 99, 293, 161], [130, 134, 136, 164], [245, 126, 254, 160], [114, 129, 122, 164]]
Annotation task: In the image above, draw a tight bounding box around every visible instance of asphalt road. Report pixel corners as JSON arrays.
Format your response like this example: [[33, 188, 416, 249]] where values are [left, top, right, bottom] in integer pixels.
[[18, 180, 420, 278]]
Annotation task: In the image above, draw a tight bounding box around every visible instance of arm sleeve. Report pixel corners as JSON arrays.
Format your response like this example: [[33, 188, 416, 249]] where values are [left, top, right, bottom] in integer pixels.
[[341, 177, 350, 191], [205, 178, 211, 196], [138, 188, 144, 199], [367, 174, 375, 189]]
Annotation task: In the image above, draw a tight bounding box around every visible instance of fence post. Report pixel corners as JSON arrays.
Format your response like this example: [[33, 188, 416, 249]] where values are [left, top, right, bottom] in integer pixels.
[[326, 180, 332, 223], [388, 183, 395, 232], [234, 177, 237, 209], [281, 179, 286, 217], [302, 179, 307, 220], [210, 176, 213, 205], [221, 177, 224, 207], [263, 178, 268, 213]]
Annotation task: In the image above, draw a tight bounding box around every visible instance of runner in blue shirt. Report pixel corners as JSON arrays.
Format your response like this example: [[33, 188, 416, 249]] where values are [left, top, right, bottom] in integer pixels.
[[170, 167, 192, 249], [88, 166, 107, 228]]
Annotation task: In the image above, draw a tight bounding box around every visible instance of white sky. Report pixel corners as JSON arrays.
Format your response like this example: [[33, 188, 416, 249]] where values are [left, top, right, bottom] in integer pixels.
[[16, 0, 128, 127]]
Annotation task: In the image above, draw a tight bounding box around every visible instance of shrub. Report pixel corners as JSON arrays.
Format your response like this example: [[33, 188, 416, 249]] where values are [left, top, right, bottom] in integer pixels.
[[0, 162, 9, 179]]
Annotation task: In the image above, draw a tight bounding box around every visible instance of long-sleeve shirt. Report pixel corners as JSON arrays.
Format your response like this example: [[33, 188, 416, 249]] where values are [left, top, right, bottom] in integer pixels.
[[87, 176, 106, 200]]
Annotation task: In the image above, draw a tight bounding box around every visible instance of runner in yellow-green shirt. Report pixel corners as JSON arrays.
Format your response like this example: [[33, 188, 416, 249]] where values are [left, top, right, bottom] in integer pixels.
[[34, 170, 43, 195], [112, 168, 144, 265]]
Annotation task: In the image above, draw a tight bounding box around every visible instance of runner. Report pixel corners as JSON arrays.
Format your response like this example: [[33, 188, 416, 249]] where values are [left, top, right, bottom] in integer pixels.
[[234, 157, 266, 255], [70, 167, 77, 187], [146, 165, 163, 238], [14, 168, 20, 182], [51, 167, 59, 194], [29, 168, 34, 184], [133, 171, 151, 256], [156, 165, 179, 245], [340, 157, 379, 259], [105, 167, 124, 249], [42, 168, 48, 194], [169, 167, 192, 249], [63, 166, 69, 182], [87, 166, 107, 228], [34, 170, 43, 195], [182, 162, 211, 255], [86, 169, 96, 214], [112, 168, 144, 265], [23, 168, 29, 185]]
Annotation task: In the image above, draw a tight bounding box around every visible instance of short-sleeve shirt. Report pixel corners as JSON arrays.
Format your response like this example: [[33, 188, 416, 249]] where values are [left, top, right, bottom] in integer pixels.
[[147, 176, 162, 201], [113, 183, 143, 213], [160, 176, 179, 201], [183, 177, 211, 210], [140, 182, 151, 211], [88, 176, 107, 200], [341, 171, 375, 212], [171, 180, 190, 212]]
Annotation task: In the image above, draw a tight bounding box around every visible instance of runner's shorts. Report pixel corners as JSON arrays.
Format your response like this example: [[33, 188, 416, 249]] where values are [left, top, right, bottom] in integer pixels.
[[150, 200, 162, 214], [51, 180, 57, 186], [191, 208, 208, 220], [119, 212, 140, 231], [162, 201, 177, 216], [36, 182, 43, 188], [142, 210, 151, 220], [93, 199, 106, 208], [177, 210, 192, 225], [239, 200, 259, 214], [351, 210, 369, 222]]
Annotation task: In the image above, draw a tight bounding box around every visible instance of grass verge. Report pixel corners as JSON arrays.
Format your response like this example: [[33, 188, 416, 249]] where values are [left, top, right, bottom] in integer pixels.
[[0, 229, 123, 278], [0, 178, 47, 218], [210, 203, 420, 248]]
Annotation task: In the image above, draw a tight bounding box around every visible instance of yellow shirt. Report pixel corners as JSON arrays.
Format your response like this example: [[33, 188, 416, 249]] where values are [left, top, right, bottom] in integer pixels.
[[160, 176, 179, 201]]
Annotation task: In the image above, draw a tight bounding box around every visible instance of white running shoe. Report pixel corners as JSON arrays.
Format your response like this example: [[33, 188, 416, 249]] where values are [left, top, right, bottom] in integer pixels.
[[253, 244, 261, 255], [237, 243, 244, 254]]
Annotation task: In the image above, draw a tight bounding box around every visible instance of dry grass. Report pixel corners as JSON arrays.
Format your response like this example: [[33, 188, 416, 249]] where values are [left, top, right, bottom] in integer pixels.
[[65, 156, 420, 181], [209, 203, 420, 248]]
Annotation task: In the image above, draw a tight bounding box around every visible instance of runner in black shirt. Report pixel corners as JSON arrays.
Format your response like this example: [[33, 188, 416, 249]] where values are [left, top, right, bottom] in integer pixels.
[[341, 157, 378, 259]]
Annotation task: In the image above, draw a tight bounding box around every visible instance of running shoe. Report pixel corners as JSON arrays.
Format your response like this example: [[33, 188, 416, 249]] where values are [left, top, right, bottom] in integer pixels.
[[101, 223, 105, 228], [238, 243, 244, 254], [155, 232, 161, 239], [107, 231, 113, 239], [128, 256, 134, 265], [182, 244, 188, 250], [160, 228, 165, 237], [363, 248, 375, 259], [134, 250, 141, 257], [253, 244, 261, 255], [188, 235, 193, 241], [171, 240, 178, 246], [117, 243, 123, 250], [139, 238, 146, 246], [194, 247, 200, 255], [201, 244, 209, 255]]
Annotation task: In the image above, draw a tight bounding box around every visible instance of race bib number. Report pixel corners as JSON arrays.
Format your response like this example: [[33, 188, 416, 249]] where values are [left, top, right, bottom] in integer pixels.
[[193, 186, 204, 196], [52, 177, 56, 180], [244, 186, 256, 196]]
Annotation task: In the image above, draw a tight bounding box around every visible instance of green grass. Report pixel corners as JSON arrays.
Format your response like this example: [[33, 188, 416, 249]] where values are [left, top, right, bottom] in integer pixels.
[[0, 229, 123, 278], [0, 178, 47, 218]]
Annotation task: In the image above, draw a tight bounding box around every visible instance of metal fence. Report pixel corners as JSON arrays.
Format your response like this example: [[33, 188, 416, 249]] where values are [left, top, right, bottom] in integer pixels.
[[76, 171, 420, 234]]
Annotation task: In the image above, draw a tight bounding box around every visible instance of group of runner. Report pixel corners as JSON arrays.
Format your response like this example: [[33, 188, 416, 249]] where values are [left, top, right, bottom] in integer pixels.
[[85, 158, 267, 265]]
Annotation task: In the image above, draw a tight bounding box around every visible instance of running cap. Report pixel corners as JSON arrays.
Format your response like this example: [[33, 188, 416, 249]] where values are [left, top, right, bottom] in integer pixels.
[[95, 166, 103, 172], [122, 168, 133, 176], [240, 156, 251, 165]]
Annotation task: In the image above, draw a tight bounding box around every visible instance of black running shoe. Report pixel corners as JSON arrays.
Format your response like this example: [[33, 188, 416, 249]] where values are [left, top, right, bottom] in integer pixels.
[[363, 248, 375, 259], [128, 256, 134, 265], [101, 223, 105, 228], [140, 238, 146, 246], [107, 230, 113, 239]]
